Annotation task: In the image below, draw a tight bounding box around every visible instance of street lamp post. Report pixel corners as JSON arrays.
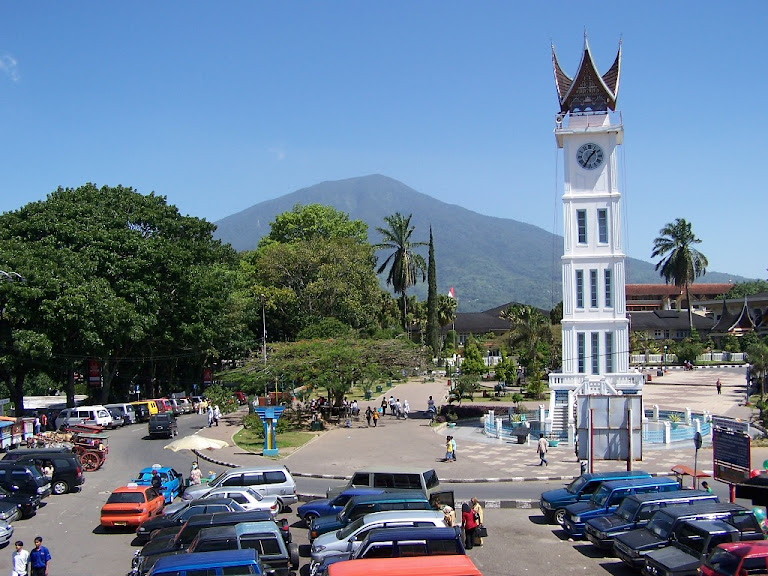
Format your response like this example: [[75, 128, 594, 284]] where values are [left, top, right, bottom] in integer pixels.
[[260, 294, 268, 405], [663, 345, 668, 374]]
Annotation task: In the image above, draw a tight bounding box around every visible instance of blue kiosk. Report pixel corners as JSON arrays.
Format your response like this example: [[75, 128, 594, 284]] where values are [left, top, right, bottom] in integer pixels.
[[254, 406, 285, 457]]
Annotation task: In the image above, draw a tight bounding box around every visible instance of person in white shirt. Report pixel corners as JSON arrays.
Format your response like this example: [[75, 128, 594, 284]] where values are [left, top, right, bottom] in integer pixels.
[[12, 541, 29, 576]]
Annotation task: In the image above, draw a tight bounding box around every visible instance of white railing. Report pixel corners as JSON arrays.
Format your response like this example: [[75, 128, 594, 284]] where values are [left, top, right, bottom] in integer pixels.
[[630, 352, 746, 365]]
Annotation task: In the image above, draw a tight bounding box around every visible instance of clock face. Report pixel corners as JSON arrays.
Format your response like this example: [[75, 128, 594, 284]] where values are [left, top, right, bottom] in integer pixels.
[[576, 143, 604, 170]]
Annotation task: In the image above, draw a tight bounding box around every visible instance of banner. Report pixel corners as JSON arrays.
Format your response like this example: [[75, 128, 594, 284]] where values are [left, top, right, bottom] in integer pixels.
[[88, 358, 102, 388]]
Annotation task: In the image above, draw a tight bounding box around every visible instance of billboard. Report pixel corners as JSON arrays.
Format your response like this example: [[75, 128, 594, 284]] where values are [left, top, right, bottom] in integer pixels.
[[712, 428, 750, 484], [576, 394, 643, 460]]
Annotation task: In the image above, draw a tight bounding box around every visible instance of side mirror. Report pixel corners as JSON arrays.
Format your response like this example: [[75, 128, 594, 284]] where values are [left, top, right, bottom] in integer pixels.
[[346, 541, 354, 551]]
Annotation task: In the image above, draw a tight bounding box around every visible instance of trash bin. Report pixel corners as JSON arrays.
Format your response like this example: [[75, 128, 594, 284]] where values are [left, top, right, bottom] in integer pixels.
[[656, 370, 664, 377], [310, 421, 323, 431], [375, 385, 382, 393], [386, 380, 392, 387], [364, 390, 372, 400]]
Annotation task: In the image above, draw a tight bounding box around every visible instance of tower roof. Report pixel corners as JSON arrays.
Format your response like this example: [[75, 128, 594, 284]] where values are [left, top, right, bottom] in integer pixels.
[[552, 34, 622, 114]]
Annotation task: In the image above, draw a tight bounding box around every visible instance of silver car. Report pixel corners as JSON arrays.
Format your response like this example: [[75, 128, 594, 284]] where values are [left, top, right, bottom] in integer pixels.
[[195, 486, 279, 517], [309, 510, 446, 571]]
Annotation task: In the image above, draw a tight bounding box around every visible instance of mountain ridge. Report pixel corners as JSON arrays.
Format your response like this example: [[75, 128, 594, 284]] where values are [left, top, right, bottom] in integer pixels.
[[213, 174, 743, 312]]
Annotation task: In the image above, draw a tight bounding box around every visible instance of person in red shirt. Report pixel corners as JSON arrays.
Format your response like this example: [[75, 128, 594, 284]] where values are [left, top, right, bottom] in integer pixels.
[[461, 502, 478, 550]]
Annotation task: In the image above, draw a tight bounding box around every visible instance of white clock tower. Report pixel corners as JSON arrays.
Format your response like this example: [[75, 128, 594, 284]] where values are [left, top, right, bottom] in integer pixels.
[[547, 36, 644, 444]]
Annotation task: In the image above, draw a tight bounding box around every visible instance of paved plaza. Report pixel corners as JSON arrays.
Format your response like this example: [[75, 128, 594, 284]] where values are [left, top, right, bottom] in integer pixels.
[[198, 366, 764, 494]]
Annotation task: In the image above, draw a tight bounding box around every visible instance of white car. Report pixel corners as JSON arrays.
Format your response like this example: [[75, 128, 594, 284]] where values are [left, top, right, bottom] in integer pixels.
[[309, 510, 446, 570], [196, 486, 280, 517]]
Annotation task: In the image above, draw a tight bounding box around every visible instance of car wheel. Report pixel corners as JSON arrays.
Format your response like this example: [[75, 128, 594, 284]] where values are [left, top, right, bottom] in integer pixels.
[[52, 480, 69, 495], [289, 542, 300, 570], [275, 499, 284, 515], [554, 508, 566, 526], [304, 512, 319, 526]]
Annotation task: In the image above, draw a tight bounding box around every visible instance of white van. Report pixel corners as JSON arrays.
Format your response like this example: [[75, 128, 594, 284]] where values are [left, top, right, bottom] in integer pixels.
[[105, 403, 137, 424], [55, 405, 113, 430]]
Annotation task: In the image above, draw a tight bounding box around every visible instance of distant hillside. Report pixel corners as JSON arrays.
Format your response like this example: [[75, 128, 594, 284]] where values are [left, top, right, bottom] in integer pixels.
[[213, 174, 743, 312]]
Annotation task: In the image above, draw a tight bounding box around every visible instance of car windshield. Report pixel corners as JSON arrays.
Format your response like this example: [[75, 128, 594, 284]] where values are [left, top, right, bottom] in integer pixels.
[[337, 517, 365, 540], [617, 499, 640, 521], [704, 549, 741, 576], [566, 476, 588, 494], [591, 485, 611, 507], [338, 499, 355, 521], [245, 488, 263, 501], [647, 514, 674, 538], [107, 492, 144, 504]]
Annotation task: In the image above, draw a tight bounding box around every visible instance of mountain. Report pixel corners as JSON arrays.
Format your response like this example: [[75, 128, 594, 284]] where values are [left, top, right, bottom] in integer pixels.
[[213, 174, 741, 312]]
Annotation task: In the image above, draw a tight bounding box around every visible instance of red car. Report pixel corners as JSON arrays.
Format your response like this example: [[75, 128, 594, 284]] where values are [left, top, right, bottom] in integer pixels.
[[701, 540, 768, 575], [233, 391, 247, 405], [100, 484, 164, 529]]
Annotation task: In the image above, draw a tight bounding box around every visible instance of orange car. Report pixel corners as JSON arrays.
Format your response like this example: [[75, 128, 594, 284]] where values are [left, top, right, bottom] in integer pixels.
[[100, 483, 164, 528]]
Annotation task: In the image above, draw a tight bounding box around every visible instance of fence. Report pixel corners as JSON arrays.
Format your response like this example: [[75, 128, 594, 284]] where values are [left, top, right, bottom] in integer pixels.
[[630, 352, 745, 365]]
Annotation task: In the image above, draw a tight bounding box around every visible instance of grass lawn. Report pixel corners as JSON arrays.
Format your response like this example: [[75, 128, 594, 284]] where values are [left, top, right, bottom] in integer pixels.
[[234, 428, 317, 457]]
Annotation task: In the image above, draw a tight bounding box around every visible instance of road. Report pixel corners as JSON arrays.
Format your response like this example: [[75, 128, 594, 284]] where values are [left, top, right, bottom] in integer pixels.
[[1, 411, 754, 576]]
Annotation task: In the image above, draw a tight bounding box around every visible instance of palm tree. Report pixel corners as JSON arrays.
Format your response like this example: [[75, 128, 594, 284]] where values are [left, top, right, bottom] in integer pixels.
[[374, 213, 427, 331], [500, 304, 552, 366], [651, 218, 709, 334]]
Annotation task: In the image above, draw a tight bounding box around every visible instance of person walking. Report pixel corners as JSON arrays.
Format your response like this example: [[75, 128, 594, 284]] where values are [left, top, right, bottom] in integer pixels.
[[444, 436, 454, 462], [12, 541, 29, 576], [213, 405, 221, 426], [189, 462, 202, 486], [716, 379, 722, 395], [471, 497, 484, 546], [450, 436, 457, 461], [395, 399, 402, 419], [365, 406, 373, 427], [28, 537, 50, 576], [207, 405, 214, 428], [388, 396, 395, 416], [380, 398, 387, 415], [461, 502, 478, 550], [372, 408, 379, 427], [537, 433, 548, 466], [33, 416, 40, 436], [403, 400, 410, 420]]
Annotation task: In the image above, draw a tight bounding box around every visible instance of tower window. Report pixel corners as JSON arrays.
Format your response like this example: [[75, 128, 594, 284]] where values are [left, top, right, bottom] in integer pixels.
[[577, 210, 587, 244], [591, 332, 600, 375], [604, 269, 613, 308], [605, 332, 614, 373], [590, 270, 598, 308], [577, 333, 586, 373], [598, 209, 608, 243], [576, 270, 584, 309]]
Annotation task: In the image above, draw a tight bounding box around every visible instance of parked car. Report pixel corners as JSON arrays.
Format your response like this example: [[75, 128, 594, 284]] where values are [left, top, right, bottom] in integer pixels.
[[701, 540, 768, 575], [134, 466, 184, 504], [182, 464, 297, 513], [0, 493, 21, 524], [0, 483, 41, 519], [562, 476, 680, 538], [585, 489, 718, 550], [194, 486, 280, 516], [309, 490, 433, 541], [0, 461, 52, 503], [312, 525, 465, 576], [106, 407, 125, 428], [0, 520, 13, 546], [186, 521, 299, 576], [14, 451, 85, 495], [148, 549, 266, 576], [297, 488, 387, 525], [147, 414, 177, 439], [613, 503, 763, 570], [55, 405, 113, 429], [309, 510, 447, 569], [131, 510, 282, 576], [539, 470, 652, 526], [642, 519, 745, 576], [135, 498, 245, 544], [105, 403, 137, 424], [101, 484, 165, 529], [326, 467, 445, 501]]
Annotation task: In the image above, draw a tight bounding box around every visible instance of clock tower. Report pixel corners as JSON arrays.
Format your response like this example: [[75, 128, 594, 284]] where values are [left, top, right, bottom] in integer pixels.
[[547, 35, 644, 444]]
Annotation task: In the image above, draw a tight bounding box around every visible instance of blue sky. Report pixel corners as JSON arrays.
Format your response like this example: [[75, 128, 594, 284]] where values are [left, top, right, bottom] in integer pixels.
[[0, 2, 765, 280]]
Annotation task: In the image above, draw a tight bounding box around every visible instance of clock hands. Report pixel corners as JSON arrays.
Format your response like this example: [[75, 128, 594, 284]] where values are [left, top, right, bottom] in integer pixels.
[[585, 149, 597, 166]]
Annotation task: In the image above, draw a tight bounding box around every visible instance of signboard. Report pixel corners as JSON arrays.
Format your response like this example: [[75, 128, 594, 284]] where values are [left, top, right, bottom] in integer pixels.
[[576, 394, 643, 460], [712, 428, 751, 484], [87, 358, 102, 388], [202, 368, 212, 387], [712, 416, 750, 435]]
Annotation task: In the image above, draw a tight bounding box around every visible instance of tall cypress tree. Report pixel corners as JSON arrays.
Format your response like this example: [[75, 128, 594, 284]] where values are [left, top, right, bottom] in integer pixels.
[[426, 226, 440, 361]]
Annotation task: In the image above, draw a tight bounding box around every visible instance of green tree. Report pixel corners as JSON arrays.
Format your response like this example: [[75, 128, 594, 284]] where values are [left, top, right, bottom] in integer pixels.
[[722, 281, 768, 300], [374, 213, 427, 331], [500, 304, 552, 369], [651, 218, 709, 334], [257, 203, 368, 249], [449, 373, 480, 406], [461, 337, 486, 375], [426, 227, 440, 361], [747, 342, 768, 401]]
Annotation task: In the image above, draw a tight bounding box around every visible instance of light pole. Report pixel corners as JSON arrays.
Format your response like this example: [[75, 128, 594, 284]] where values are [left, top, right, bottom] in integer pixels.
[[260, 295, 267, 367], [663, 345, 668, 374]]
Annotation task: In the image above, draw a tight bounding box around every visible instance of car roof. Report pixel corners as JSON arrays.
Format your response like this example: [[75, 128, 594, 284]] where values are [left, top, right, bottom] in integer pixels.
[[716, 540, 768, 558], [113, 484, 153, 493], [363, 526, 460, 542], [339, 488, 387, 496], [624, 490, 714, 504], [580, 470, 651, 481], [347, 491, 428, 505], [234, 521, 280, 536], [224, 465, 289, 473], [599, 477, 679, 489], [683, 519, 739, 534], [151, 548, 258, 571], [138, 467, 174, 474], [186, 509, 273, 526], [658, 502, 747, 520], [353, 467, 436, 475], [361, 510, 445, 524]]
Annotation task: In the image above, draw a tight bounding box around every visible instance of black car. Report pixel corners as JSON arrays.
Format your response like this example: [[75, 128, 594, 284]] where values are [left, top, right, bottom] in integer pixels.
[[148, 414, 177, 439], [0, 484, 41, 518], [12, 451, 85, 495], [135, 498, 245, 543]]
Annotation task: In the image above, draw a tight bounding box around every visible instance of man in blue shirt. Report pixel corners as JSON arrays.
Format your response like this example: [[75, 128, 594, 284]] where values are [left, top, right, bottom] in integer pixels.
[[28, 537, 50, 576]]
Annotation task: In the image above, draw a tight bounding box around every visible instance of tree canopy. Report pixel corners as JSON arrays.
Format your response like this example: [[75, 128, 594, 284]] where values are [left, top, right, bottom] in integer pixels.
[[257, 203, 368, 249]]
